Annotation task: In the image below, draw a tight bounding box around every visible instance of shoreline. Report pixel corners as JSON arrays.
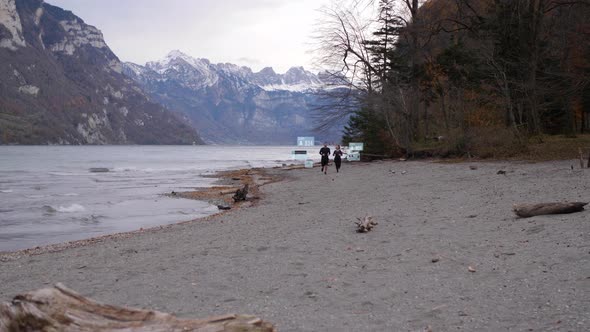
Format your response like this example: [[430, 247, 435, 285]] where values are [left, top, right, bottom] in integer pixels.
[[1, 159, 588, 331], [0, 164, 298, 261]]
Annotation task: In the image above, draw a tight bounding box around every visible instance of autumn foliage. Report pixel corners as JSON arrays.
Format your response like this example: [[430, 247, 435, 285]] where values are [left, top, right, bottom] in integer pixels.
[[322, 0, 590, 157]]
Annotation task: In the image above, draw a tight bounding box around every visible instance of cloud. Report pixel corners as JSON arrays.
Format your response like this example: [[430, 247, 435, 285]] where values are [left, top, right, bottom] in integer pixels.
[[46, 0, 330, 72], [234, 57, 262, 66]]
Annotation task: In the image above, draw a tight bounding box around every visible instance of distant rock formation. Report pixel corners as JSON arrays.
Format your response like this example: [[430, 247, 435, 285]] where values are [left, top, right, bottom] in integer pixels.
[[124, 51, 346, 144], [0, 0, 203, 145]]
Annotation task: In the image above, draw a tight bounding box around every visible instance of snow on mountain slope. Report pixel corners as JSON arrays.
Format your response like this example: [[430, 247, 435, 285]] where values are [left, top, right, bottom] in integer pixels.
[[122, 51, 345, 144], [138, 50, 326, 93]]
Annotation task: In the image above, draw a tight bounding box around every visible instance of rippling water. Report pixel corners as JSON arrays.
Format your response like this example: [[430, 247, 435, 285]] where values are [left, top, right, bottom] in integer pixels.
[[0, 145, 319, 252]]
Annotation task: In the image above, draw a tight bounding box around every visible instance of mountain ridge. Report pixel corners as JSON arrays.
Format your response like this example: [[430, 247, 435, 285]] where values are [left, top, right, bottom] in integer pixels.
[[133, 50, 325, 93], [123, 50, 344, 144], [0, 0, 203, 145]]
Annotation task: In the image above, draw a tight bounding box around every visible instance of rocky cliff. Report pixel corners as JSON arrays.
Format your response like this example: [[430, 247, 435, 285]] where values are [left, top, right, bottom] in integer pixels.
[[124, 51, 343, 144], [0, 0, 203, 144]]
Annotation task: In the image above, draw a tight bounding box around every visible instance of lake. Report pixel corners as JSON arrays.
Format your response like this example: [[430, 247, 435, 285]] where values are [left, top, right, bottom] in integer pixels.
[[0, 145, 320, 252]]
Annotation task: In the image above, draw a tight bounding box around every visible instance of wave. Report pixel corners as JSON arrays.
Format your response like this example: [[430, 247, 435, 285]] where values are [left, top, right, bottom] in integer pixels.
[[57, 204, 86, 213], [113, 166, 138, 172], [80, 214, 104, 223], [48, 172, 77, 176], [0, 189, 13, 193], [26, 194, 47, 199], [43, 203, 86, 213]]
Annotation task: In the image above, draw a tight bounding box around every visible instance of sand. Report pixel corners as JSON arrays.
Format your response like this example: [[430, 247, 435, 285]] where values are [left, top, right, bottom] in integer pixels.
[[1, 160, 589, 331]]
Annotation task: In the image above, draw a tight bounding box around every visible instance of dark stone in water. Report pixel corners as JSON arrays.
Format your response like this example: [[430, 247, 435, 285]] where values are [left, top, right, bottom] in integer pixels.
[[217, 205, 231, 210], [89, 168, 110, 173], [43, 205, 57, 213]]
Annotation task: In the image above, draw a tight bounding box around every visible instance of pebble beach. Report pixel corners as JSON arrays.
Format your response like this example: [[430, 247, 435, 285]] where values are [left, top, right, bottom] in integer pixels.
[[1, 160, 589, 331]]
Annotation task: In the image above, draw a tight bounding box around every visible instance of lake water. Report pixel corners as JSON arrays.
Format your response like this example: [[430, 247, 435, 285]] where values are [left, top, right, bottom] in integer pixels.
[[0, 145, 320, 252]]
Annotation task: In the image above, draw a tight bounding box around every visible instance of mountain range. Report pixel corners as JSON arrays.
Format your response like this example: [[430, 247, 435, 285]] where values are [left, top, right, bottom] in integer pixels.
[[0, 0, 342, 145], [123, 51, 342, 144], [0, 0, 203, 144]]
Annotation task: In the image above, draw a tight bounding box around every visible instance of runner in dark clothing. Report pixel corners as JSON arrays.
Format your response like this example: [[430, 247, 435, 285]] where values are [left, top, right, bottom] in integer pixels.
[[319, 143, 331, 174], [333, 145, 343, 172]]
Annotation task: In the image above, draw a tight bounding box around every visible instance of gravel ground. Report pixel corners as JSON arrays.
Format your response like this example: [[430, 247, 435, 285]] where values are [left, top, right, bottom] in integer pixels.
[[1, 160, 589, 331]]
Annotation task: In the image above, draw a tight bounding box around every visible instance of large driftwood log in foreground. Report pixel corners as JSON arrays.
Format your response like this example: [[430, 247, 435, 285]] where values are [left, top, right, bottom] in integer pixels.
[[0, 283, 274, 332], [513, 202, 588, 218], [355, 215, 378, 233]]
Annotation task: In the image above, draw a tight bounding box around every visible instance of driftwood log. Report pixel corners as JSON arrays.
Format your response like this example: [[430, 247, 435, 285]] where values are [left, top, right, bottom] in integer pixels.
[[233, 184, 249, 202], [355, 215, 378, 233], [0, 283, 275, 332], [513, 202, 588, 218], [220, 187, 240, 195]]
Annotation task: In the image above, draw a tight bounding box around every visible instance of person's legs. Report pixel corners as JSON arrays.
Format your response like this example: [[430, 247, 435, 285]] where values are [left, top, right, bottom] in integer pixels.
[[321, 157, 328, 174]]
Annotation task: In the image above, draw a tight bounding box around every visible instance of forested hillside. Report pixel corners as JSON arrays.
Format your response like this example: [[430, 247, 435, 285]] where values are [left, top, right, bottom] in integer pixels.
[[317, 0, 590, 157]]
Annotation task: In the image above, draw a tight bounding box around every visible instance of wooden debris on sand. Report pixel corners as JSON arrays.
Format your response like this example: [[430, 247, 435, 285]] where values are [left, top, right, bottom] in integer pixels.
[[355, 215, 378, 233], [233, 184, 249, 202], [513, 202, 588, 218], [0, 283, 275, 332], [219, 187, 240, 195]]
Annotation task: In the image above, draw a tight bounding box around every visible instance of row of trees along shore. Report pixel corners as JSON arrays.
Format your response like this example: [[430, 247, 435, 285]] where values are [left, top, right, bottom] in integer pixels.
[[314, 0, 590, 158]]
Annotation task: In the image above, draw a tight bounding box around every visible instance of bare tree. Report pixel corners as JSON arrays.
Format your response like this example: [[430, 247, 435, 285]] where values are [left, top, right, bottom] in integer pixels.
[[312, 0, 429, 149], [311, 0, 378, 132]]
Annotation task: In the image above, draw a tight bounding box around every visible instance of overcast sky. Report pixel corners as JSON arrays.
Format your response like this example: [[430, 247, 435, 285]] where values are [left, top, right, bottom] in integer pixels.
[[47, 0, 331, 73]]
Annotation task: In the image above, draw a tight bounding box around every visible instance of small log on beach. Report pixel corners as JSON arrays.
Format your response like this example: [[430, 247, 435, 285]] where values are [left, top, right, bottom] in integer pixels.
[[220, 187, 240, 195], [513, 202, 588, 218], [355, 215, 378, 233], [233, 184, 249, 202], [0, 283, 275, 332]]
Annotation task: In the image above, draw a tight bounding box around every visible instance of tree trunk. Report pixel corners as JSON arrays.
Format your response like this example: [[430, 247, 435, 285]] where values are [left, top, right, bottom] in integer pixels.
[[441, 91, 450, 133], [525, 0, 544, 135], [0, 283, 275, 332]]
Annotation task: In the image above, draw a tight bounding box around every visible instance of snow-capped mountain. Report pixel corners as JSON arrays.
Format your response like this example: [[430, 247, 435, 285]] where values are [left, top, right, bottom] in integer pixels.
[[0, 0, 202, 145], [135, 50, 325, 93], [123, 51, 342, 144]]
